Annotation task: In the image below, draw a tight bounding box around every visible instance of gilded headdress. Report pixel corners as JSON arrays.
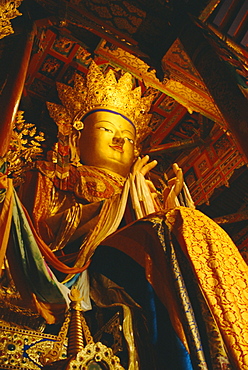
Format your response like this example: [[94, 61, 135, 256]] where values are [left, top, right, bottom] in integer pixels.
[[47, 61, 154, 144]]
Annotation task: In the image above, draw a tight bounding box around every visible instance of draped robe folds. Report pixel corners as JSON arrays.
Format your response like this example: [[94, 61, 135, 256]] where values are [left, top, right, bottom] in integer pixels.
[[1, 162, 248, 369]]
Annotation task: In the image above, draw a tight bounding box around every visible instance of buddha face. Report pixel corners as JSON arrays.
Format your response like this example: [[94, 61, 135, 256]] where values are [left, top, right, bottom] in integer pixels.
[[78, 110, 136, 177]]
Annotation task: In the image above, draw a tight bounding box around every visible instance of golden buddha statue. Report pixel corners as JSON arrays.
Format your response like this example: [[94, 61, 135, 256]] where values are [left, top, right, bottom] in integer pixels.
[[1, 61, 248, 369]]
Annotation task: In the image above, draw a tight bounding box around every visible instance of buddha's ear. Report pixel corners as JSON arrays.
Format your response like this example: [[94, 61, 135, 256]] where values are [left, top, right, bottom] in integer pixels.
[[69, 129, 81, 165]]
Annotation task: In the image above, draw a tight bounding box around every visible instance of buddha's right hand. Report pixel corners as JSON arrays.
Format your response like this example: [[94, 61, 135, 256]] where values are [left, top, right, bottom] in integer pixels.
[[131, 155, 157, 177], [131, 156, 161, 210]]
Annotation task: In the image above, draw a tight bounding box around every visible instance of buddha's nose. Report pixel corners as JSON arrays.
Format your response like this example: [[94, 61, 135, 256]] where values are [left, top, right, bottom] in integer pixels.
[[112, 135, 125, 145]]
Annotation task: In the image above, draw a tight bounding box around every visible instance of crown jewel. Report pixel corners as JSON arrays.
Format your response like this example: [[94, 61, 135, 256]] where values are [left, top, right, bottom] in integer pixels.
[[47, 61, 154, 143]]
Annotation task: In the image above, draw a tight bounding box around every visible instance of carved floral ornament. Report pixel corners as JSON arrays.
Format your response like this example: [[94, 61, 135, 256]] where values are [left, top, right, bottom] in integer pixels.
[[0, 0, 22, 39]]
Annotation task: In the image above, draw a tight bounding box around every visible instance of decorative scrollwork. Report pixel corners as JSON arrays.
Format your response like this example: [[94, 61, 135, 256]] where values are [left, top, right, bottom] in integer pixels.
[[40, 312, 70, 366], [0, 0, 23, 39], [7, 110, 45, 186], [67, 341, 125, 369]]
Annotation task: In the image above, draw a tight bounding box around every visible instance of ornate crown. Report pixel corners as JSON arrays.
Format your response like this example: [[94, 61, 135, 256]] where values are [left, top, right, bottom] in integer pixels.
[[47, 61, 154, 144]]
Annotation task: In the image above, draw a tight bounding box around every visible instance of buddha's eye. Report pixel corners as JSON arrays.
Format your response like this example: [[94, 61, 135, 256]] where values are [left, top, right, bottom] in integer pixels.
[[124, 137, 134, 144], [99, 127, 113, 133]]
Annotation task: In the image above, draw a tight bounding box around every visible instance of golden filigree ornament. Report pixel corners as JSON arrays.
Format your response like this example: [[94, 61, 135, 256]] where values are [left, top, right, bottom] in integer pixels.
[[47, 61, 154, 145], [0, 0, 22, 39], [0, 323, 67, 369], [73, 119, 84, 131], [67, 342, 125, 369], [7, 110, 45, 185], [41, 287, 125, 369], [65, 288, 125, 369]]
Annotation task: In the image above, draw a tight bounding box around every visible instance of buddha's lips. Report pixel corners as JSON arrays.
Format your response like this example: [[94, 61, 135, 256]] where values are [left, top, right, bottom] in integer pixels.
[[110, 145, 124, 153]]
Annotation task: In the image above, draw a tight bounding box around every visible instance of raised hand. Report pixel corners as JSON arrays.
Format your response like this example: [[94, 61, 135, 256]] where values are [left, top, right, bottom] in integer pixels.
[[131, 157, 184, 212], [168, 163, 183, 196], [131, 155, 157, 176], [163, 163, 184, 209]]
